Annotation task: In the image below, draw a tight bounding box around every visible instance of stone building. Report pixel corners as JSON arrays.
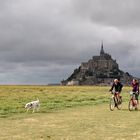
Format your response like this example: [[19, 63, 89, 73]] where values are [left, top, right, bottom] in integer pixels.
[[61, 43, 138, 85]]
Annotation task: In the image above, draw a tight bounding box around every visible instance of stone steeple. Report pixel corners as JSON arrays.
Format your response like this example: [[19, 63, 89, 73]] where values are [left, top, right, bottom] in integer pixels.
[[100, 42, 104, 55]]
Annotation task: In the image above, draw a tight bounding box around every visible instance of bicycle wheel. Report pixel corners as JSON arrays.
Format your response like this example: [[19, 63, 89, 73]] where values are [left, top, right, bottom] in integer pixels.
[[135, 100, 139, 110], [128, 100, 133, 111], [110, 97, 115, 111], [117, 97, 122, 110]]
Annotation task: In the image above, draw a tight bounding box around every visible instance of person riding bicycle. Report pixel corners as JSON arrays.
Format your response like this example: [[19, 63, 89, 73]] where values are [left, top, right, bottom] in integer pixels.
[[131, 79, 139, 103], [109, 79, 123, 98]]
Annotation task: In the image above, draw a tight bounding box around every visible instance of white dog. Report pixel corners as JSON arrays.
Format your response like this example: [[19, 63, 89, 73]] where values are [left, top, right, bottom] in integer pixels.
[[25, 98, 40, 113]]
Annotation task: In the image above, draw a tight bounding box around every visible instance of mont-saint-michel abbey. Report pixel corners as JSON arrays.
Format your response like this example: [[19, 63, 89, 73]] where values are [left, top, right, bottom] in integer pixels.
[[62, 43, 137, 86]]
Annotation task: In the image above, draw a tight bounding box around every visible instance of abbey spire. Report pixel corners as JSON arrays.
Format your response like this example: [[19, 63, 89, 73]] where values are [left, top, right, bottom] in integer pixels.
[[100, 41, 105, 55]]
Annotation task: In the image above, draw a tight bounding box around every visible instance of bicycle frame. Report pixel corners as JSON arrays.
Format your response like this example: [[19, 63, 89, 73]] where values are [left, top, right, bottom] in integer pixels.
[[131, 95, 137, 106], [129, 92, 138, 111], [112, 91, 120, 101], [110, 91, 122, 111]]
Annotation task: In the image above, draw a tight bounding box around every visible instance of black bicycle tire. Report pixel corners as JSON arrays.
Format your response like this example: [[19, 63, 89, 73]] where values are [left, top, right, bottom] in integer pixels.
[[128, 100, 133, 111], [110, 97, 115, 111], [117, 98, 122, 110]]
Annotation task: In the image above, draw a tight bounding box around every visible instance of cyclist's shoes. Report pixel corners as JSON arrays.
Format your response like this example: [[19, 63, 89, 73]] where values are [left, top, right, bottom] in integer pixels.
[[135, 107, 138, 110]]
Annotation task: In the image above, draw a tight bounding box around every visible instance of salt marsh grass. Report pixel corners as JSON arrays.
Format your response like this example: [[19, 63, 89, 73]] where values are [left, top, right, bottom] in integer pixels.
[[1, 85, 138, 140]]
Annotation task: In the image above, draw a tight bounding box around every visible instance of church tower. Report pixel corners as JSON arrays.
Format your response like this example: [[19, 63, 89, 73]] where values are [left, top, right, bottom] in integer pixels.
[[100, 42, 105, 56]]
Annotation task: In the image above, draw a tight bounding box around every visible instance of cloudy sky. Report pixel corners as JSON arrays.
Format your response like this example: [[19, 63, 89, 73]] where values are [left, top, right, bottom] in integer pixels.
[[0, 0, 140, 84]]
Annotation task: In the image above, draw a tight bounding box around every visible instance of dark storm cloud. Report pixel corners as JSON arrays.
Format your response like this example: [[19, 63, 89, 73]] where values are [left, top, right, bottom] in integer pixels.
[[0, 0, 139, 84], [73, 0, 140, 27]]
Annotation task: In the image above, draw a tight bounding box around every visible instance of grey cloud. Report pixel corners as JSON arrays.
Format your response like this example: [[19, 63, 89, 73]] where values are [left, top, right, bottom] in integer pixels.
[[0, 62, 76, 84], [73, 0, 140, 27]]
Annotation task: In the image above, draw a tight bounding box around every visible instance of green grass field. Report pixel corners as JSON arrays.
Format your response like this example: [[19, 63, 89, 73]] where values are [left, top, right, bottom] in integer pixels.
[[1, 85, 140, 140]]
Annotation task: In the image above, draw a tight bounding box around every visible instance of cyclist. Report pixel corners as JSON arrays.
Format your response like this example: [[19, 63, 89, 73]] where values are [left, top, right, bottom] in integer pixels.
[[131, 79, 139, 104], [109, 79, 123, 99]]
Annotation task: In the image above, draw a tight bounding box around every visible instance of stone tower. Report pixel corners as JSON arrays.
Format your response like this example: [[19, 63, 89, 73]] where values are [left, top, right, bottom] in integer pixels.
[[100, 42, 105, 55]]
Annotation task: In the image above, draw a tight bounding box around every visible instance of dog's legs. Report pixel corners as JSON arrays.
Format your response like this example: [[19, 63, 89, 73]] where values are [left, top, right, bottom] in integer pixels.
[[32, 108, 35, 113], [26, 108, 29, 113], [37, 108, 39, 112], [37, 104, 40, 112]]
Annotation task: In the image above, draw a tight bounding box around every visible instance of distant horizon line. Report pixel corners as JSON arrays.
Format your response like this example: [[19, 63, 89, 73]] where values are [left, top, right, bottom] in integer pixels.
[[0, 83, 61, 86]]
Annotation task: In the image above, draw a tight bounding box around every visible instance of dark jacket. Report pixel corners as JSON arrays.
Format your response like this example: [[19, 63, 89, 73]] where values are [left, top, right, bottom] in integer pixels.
[[110, 82, 123, 92]]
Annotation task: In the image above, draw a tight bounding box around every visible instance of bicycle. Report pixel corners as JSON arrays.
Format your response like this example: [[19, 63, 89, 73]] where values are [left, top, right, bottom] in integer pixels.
[[128, 91, 139, 111], [110, 91, 122, 111]]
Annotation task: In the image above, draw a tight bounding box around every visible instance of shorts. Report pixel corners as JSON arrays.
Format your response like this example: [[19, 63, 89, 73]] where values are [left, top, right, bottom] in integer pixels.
[[132, 92, 139, 100]]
